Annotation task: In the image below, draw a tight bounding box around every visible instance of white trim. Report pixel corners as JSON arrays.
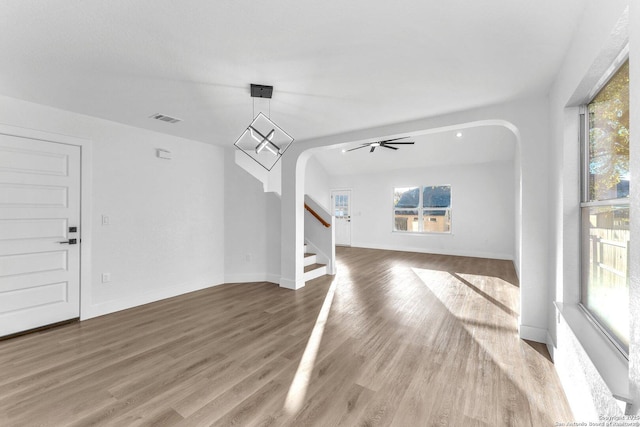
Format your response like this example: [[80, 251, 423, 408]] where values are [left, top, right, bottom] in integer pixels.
[[0, 123, 93, 321], [586, 44, 629, 102], [391, 229, 453, 236], [279, 277, 304, 290], [518, 324, 548, 343], [224, 273, 280, 284], [84, 278, 224, 320], [581, 198, 630, 208], [349, 242, 513, 261]]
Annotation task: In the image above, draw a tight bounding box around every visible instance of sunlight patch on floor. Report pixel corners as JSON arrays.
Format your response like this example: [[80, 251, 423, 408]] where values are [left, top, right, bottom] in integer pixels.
[[283, 279, 338, 415], [412, 268, 523, 368], [410, 266, 532, 392]]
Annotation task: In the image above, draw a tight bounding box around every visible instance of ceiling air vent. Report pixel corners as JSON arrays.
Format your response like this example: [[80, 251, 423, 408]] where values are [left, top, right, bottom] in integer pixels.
[[149, 113, 182, 124]]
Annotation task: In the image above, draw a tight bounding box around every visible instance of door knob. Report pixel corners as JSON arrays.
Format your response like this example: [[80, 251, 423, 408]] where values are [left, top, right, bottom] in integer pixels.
[[58, 239, 77, 245]]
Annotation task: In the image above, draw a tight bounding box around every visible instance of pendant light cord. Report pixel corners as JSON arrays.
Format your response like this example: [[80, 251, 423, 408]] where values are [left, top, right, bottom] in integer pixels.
[[252, 98, 271, 120]]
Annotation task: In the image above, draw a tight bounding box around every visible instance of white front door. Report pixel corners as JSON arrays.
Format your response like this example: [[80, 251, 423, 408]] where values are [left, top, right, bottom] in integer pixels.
[[332, 190, 351, 246], [0, 133, 81, 337]]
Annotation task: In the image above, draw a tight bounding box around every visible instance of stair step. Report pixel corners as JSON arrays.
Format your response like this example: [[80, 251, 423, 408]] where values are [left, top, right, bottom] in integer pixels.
[[303, 263, 324, 273], [304, 263, 327, 282], [304, 252, 317, 267]]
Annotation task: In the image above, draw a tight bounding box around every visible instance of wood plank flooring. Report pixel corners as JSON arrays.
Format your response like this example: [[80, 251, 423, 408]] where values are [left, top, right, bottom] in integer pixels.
[[0, 247, 573, 426]]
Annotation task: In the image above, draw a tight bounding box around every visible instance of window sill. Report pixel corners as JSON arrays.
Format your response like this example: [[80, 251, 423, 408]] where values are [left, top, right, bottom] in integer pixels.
[[392, 231, 453, 236], [554, 302, 630, 403]]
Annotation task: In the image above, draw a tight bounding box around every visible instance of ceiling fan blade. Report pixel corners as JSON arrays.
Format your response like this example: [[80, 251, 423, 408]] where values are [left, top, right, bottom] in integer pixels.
[[370, 146, 376, 153], [384, 142, 415, 145], [346, 145, 369, 152], [381, 144, 398, 150], [376, 136, 409, 144]]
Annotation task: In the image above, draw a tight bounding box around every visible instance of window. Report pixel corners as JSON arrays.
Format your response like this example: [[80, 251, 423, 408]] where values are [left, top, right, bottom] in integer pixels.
[[393, 185, 451, 233], [580, 59, 629, 355]]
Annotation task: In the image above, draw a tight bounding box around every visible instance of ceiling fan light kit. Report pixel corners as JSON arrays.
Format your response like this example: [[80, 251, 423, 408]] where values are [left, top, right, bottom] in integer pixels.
[[346, 137, 415, 153], [233, 84, 294, 171]]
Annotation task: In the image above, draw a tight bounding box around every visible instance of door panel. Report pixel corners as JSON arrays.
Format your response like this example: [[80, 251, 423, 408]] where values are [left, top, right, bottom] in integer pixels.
[[0, 183, 68, 207], [332, 190, 351, 246], [0, 133, 80, 336], [0, 144, 69, 175], [0, 218, 67, 240], [0, 282, 68, 313], [0, 250, 68, 277]]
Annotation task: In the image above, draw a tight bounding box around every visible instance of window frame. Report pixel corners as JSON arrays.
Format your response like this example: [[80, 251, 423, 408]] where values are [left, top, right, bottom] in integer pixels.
[[392, 185, 452, 235], [578, 55, 630, 359]]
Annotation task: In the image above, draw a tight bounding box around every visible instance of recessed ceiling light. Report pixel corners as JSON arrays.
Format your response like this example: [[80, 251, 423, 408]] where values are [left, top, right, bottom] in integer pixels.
[[456, 132, 463, 138], [341, 149, 346, 153]]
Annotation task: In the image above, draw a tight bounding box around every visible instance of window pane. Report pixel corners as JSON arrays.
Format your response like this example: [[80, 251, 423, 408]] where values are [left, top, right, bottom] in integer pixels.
[[334, 194, 350, 218], [588, 60, 629, 201], [394, 187, 419, 232], [582, 205, 629, 350], [423, 185, 451, 208], [393, 186, 452, 233], [423, 209, 451, 233], [394, 187, 419, 208]]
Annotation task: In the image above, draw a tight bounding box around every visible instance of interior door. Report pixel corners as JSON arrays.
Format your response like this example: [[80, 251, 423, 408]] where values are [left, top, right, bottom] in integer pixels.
[[332, 190, 351, 246], [0, 133, 81, 337]]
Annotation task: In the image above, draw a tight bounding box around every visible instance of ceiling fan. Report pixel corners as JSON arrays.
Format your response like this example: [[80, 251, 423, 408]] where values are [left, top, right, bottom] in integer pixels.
[[346, 137, 415, 153]]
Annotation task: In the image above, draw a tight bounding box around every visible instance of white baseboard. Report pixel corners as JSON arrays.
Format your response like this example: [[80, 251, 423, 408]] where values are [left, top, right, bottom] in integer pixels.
[[279, 277, 305, 290], [82, 277, 224, 320], [224, 273, 279, 284], [349, 242, 513, 261], [519, 323, 548, 343], [546, 330, 556, 361]]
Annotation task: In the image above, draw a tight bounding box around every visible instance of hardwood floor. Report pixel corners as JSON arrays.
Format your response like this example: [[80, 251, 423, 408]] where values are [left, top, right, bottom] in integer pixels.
[[0, 247, 573, 426]]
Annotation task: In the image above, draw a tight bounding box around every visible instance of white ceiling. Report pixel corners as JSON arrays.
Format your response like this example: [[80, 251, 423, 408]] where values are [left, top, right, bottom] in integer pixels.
[[1, 1, 583, 147], [312, 125, 516, 176]]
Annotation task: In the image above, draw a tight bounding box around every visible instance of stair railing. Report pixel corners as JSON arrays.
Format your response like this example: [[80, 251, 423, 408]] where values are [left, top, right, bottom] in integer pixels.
[[304, 203, 330, 228], [304, 195, 336, 275]]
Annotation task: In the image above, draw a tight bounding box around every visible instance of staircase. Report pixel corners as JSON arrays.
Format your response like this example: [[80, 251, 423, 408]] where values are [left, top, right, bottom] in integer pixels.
[[304, 243, 328, 282], [233, 150, 333, 287]]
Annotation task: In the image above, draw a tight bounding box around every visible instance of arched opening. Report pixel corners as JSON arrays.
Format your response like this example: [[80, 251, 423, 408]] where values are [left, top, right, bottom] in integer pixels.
[[294, 120, 522, 290]]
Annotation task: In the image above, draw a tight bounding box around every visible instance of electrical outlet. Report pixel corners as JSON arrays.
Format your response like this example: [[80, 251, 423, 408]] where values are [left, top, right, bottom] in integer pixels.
[[101, 273, 111, 283], [102, 215, 110, 225], [245, 253, 252, 262]]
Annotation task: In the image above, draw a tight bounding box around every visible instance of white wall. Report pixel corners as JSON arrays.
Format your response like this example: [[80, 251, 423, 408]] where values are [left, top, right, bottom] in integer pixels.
[[224, 148, 281, 283], [304, 156, 331, 210], [547, 0, 635, 417], [329, 161, 515, 260], [0, 94, 226, 319]]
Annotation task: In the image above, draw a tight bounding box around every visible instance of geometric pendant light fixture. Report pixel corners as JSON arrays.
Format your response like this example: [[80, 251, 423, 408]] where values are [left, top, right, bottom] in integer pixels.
[[233, 84, 294, 171]]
